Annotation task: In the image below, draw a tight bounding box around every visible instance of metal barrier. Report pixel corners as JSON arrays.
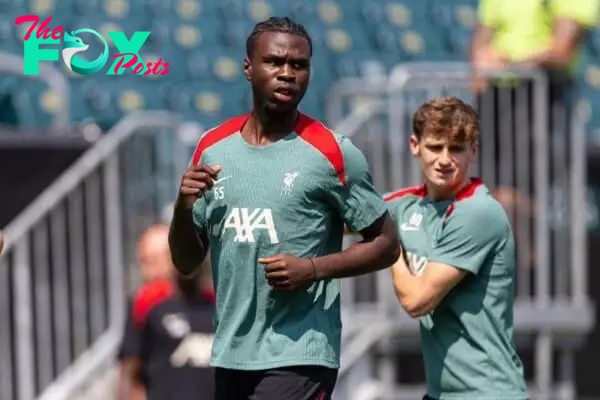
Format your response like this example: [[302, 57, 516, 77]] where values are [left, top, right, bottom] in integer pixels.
[[333, 63, 595, 400], [0, 111, 201, 400]]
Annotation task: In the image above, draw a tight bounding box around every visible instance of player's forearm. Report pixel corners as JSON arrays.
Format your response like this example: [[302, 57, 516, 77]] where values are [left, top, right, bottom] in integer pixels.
[[514, 48, 572, 70], [313, 232, 400, 280], [391, 258, 448, 318], [470, 25, 494, 62], [117, 361, 146, 400], [168, 199, 208, 276], [391, 261, 430, 318]]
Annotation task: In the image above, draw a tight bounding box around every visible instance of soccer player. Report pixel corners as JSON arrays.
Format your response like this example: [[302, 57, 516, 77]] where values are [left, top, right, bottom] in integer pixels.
[[386, 97, 528, 400], [168, 16, 400, 400]]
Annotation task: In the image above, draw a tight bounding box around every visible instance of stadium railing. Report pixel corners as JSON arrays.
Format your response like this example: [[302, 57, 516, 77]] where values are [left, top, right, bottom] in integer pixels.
[[0, 111, 200, 400], [330, 63, 595, 400], [0, 51, 70, 131]]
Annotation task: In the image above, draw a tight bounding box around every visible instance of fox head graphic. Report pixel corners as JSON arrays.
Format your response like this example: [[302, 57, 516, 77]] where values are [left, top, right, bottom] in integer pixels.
[[62, 31, 89, 71], [61, 29, 109, 75]]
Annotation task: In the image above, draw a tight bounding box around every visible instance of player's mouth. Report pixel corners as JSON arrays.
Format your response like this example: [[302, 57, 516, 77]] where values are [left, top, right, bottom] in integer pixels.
[[272, 86, 297, 103], [435, 169, 454, 177]]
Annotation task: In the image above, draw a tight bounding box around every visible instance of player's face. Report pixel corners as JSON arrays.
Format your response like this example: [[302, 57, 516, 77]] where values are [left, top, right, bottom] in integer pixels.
[[410, 133, 476, 195], [138, 242, 174, 282], [244, 31, 311, 113]]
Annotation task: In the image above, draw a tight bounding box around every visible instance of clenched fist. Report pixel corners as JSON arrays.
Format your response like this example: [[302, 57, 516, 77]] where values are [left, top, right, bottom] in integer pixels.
[[178, 164, 221, 208], [259, 254, 317, 291]]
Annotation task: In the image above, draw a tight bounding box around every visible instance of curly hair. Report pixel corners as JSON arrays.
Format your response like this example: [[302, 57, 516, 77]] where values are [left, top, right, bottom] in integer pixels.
[[246, 16, 312, 58], [412, 96, 479, 143]]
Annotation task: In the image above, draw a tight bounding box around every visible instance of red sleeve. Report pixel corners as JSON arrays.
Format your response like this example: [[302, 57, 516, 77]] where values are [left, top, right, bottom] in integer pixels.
[[132, 280, 175, 327], [201, 285, 216, 304]]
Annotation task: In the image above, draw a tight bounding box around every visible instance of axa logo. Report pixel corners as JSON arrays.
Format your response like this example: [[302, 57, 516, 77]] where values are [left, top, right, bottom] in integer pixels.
[[222, 207, 279, 244], [15, 15, 171, 76]]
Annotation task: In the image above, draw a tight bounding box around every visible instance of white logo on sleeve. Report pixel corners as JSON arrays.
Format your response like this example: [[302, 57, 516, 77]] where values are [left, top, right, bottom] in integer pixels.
[[223, 207, 279, 244], [400, 212, 423, 231]]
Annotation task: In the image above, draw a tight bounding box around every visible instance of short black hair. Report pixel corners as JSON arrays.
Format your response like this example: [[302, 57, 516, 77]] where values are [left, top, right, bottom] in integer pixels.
[[246, 16, 312, 58]]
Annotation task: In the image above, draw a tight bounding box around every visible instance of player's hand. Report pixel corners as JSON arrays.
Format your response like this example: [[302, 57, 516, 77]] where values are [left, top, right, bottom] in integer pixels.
[[177, 164, 221, 209], [259, 254, 316, 291]]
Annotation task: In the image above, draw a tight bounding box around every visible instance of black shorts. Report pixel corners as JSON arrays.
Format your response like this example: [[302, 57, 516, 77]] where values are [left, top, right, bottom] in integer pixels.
[[214, 365, 338, 400], [422, 396, 438, 400]]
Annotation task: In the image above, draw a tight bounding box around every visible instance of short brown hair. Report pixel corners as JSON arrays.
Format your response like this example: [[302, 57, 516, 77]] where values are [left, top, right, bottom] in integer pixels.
[[412, 96, 479, 143]]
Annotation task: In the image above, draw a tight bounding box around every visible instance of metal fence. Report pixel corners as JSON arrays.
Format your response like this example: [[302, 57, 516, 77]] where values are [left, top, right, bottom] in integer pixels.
[[332, 63, 595, 400], [0, 111, 199, 400]]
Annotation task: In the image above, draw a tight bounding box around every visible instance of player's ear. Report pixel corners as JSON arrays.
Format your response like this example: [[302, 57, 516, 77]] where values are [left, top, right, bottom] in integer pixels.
[[409, 134, 420, 156], [469, 139, 478, 161], [243, 57, 252, 81]]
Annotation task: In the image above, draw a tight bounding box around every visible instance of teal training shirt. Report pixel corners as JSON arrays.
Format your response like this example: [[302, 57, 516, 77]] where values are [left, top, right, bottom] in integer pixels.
[[386, 179, 528, 399], [191, 113, 388, 370]]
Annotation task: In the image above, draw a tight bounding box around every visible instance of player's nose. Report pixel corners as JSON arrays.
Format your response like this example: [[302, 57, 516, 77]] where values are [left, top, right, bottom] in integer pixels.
[[277, 64, 295, 82]]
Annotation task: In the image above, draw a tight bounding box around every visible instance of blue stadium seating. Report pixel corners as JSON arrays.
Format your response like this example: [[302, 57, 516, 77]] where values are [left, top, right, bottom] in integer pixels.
[[0, 0, 598, 134]]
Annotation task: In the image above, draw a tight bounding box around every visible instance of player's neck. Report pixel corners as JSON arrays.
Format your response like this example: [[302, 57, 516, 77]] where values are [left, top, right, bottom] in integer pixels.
[[242, 108, 298, 145], [427, 177, 471, 201]]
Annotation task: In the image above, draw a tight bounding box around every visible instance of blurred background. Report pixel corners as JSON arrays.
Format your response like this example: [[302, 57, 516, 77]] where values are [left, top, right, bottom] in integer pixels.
[[0, 0, 599, 399]]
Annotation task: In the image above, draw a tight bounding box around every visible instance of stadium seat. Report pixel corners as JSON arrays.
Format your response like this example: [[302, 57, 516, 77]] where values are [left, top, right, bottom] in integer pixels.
[[290, 1, 316, 24], [333, 50, 396, 79], [145, 0, 217, 20], [186, 51, 213, 81], [307, 23, 371, 55], [402, 26, 451, 61], [26, 0, 68, 17], [362, 0, 423, 26], [221, 19, 255, 50], [71, 0, 99, 16], [12, 79, 63, 129], [210, 49, 246, 84], [163, 20, 220, 50], [216, 0, 291, 22], [163, 81, 250, 127]]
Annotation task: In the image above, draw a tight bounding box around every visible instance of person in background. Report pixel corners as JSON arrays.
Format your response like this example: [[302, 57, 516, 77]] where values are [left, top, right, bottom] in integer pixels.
[[137, 224, 175, 284], [117, 224, 215, 400], [471, 0, 597, 92], [470, 0, 598, 191]]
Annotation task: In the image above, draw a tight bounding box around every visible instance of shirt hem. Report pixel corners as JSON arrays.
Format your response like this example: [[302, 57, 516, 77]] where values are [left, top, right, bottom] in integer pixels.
[[431, 391, 530, 400], [210, 357, 339, 371], [350, 208, 387, 233]]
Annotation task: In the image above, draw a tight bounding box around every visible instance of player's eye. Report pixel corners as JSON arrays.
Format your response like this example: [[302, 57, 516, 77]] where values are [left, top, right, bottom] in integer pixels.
[[427, 145, 444, 152], [291, 61, 309, 70], [265, 57, 284, 66]]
